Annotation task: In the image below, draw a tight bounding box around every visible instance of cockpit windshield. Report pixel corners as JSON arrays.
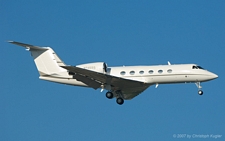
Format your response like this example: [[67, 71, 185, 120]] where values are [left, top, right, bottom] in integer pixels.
[[192, 66, 204, 69]]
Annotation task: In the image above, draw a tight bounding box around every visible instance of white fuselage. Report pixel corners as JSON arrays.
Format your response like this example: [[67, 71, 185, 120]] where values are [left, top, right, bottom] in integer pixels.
[[109, 64, 217, 84], [40, 64, 218, 88]]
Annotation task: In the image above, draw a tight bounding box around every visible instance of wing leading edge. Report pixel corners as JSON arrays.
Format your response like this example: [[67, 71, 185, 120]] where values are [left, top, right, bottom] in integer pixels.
[[61, 66, 151, 99]]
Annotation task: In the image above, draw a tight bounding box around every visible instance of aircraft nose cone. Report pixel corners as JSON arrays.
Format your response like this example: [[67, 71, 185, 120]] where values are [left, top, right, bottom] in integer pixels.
[[210, 73, 218, 80], [213, 73, 218, 79]]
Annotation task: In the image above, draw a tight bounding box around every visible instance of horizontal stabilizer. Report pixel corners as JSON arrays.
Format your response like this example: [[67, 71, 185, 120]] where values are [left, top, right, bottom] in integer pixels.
[[8, 41, 48, 50]]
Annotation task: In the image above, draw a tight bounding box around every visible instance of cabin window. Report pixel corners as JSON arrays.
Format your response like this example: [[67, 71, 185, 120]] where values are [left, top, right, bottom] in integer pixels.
[[158, 70, 163, 74], [139, 71, 144, 74], [130, 71, 135, 75], [149, 70, 154, 74], [167, 69, 172, 73], [120, 71, 126, 75]]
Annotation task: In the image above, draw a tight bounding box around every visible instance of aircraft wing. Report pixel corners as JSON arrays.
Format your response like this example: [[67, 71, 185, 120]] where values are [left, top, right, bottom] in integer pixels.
[[61, 66, 151, 100]]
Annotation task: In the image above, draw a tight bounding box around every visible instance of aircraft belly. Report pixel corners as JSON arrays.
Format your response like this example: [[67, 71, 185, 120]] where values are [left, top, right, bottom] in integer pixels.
[[145, 75, 199, 84]]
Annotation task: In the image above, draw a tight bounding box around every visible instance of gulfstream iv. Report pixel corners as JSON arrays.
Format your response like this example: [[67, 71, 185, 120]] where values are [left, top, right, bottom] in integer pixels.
[[9, 41, 218, 105]]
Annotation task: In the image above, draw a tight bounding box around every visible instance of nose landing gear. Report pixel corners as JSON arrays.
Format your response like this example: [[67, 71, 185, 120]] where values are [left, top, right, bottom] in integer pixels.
[[198, 90, 203, 95], [195, 82, 203, 95]]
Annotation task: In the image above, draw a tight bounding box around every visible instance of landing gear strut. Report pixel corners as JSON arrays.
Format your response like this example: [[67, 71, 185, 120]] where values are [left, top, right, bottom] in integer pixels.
[[115, 90, 124, 105], [195, 82, 203, 95]]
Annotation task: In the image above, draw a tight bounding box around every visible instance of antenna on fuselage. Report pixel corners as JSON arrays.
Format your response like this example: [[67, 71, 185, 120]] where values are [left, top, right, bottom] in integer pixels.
[[168, 61, 171, 65]]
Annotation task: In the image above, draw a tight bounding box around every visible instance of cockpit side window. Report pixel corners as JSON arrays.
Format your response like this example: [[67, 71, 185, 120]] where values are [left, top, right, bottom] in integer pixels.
[[197, 66, 204, 69], [192, 66, 198, 69], [192, 65, 204, 69]]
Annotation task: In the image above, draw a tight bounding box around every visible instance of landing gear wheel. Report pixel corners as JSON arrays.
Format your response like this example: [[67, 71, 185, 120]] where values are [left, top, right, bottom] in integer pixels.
[[106, 92, 113, 99], [116, 98, 124, 105], [198, 90, 203, 95]]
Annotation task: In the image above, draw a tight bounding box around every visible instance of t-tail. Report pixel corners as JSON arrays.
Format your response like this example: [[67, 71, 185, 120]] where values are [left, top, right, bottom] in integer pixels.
[[8, 41, 70, 79]]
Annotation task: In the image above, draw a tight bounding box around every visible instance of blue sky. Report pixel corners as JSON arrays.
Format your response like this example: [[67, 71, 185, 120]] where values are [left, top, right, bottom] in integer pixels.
[[1, 0, 224, 140]]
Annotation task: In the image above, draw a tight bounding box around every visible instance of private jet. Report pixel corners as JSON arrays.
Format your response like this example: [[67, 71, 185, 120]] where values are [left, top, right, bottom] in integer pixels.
[[9, 41, 218, 105]]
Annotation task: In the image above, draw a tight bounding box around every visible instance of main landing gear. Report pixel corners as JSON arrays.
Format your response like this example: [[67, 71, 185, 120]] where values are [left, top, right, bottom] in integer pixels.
[[195, 82, 203, 95], [105, 91, 124, 105], [106, 91, 113, 99], [116, 98, 124, 105]]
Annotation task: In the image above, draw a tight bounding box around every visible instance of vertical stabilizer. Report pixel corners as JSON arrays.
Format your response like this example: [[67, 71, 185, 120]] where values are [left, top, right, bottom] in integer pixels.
[[8, 41, 68, 77]]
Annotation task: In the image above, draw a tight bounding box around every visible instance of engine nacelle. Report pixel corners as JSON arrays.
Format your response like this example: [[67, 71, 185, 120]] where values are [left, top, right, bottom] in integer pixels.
[[76, 62, 107, 73]]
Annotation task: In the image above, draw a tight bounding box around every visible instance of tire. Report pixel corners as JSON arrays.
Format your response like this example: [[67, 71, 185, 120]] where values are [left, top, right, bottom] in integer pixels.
[[198, 90, 203, 95], [116, 98, 124, 105], [106, 92, 113, 99]]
